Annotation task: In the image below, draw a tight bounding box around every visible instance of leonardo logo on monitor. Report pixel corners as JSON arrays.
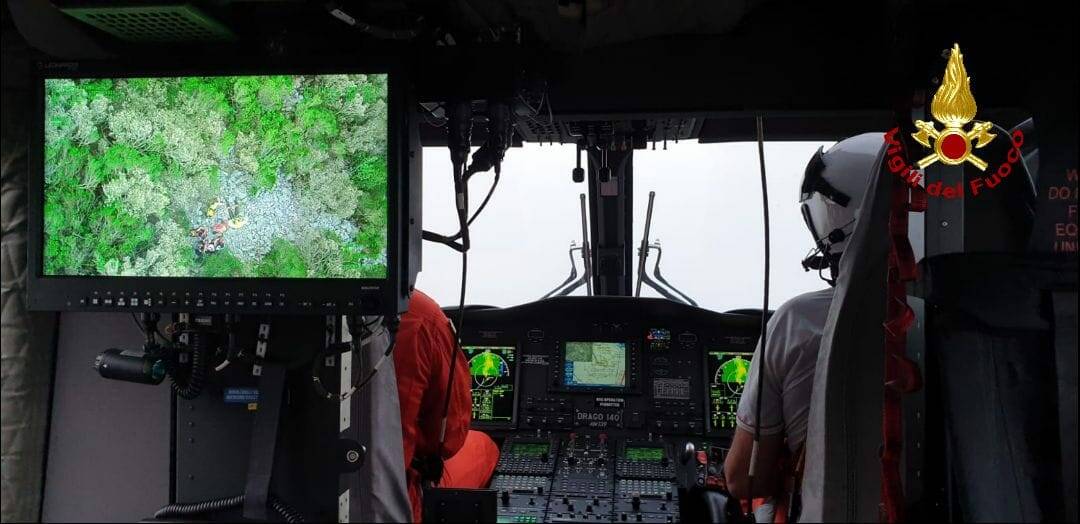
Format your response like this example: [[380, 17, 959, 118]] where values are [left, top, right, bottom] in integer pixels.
[[42, 74, 388, 279]]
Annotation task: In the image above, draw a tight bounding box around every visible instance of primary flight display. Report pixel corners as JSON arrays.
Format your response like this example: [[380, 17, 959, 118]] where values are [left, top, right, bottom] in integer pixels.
[[465, 345, 518, 424], [707, 350, 753, 430]]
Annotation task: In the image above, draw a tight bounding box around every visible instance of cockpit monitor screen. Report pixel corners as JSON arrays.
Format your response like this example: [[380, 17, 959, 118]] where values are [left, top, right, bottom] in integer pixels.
[[463, 345, 517, 424], [707, 351, 753, 431], [624, 446, 665, 462], [510, 442, 550, 456], [646, 328, 671, 351], [562, 341, 627, 388], [42, 74, 389, 279]]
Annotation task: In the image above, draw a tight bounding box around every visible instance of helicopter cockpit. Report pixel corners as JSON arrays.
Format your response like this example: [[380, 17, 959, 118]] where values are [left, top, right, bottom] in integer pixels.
[[1, 1, 1075, 524]]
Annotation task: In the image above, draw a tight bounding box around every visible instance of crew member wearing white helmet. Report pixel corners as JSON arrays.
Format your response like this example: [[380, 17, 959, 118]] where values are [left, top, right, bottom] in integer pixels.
[[724, 133, 885, 521]]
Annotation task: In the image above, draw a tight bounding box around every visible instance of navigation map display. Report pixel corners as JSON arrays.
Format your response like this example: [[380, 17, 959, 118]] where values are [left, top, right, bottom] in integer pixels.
[[464, 345, 517, 424], [707, 351, 753, 430], [562, 341, 627, 388]]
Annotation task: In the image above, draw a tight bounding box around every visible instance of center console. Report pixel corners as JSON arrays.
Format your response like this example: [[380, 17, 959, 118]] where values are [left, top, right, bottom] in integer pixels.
[[454, 296, 763, 523]]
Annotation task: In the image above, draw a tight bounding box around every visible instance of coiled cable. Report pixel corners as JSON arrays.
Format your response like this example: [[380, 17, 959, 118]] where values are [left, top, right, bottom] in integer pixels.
[[169, 330, 207, 400], [154, 493, 304, 523], [269, 495, 306, 523], [154, 494, 243, 519]]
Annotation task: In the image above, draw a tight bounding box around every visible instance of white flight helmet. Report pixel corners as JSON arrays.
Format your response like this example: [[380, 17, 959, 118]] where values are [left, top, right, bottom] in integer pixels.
[[799, 132, 885, 284]]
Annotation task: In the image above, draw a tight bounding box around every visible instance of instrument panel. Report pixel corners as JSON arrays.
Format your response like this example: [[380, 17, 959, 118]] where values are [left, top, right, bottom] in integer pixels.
[[459, 296, 761, 437], [455, 296, 763, 523]]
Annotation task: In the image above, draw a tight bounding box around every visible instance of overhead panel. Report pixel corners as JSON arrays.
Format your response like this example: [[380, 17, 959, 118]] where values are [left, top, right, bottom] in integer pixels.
[[59, 3, 235, 43]]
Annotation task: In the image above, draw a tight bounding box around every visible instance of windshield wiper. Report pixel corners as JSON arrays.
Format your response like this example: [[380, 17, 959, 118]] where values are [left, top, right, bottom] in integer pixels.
[[635, 191, 698, 307], [542, 193, 593, 299]]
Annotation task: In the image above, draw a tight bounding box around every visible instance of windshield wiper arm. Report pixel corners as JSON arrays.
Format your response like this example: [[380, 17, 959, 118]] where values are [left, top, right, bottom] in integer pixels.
[[634, 191, 698, 307], [542, 193, 592, 299]]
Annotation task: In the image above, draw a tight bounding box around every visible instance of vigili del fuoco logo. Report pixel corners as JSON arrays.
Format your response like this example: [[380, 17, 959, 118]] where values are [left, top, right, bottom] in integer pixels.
[[885, 44, 1025, 199]]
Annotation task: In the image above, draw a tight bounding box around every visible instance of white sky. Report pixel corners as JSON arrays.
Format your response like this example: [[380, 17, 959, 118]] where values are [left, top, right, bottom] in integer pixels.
[[416, 141, 835, 313]]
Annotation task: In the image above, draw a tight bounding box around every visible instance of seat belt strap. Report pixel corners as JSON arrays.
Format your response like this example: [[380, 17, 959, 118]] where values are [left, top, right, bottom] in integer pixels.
[[779, 444, 807, 523], [1052, 291, 1079, 522], [881, 164, 925, 523], [242, 363, 287, 519]]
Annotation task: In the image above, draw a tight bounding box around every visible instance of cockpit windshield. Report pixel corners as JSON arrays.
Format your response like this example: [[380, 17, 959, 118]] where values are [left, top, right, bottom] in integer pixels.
[[417, 141, 834, 311]]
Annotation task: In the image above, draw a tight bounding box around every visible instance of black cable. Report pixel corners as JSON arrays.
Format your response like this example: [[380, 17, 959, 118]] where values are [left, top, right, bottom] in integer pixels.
[[747, 116, 771, 504], [433, 153, 474, 484], [428, 232, 469, 489], [436, 163, 471, 446], [130, 312, 167, 346], [465, 170, 499, 227], [154, 494, 244, 519], [422, 157, 473, 251], [425, 100, 511, 248], [311, 317, 400, 402], [130, 313, 147, 337], [170, 330, 207, 400], [439, 247, 468, 445], [439, 168, 500, 242], [422, 101, 473, 252], [269, 494, 306, 523], [154, 493, 304, 523], [128, 314, 205, 398]]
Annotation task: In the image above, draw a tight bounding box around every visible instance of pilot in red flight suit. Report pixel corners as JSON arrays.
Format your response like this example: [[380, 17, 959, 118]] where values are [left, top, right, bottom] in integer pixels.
[[394, 289, 500, 522]]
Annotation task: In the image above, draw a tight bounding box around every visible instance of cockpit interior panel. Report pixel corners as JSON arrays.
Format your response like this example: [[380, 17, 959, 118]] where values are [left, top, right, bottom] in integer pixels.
[[455, 296, 762, 523]]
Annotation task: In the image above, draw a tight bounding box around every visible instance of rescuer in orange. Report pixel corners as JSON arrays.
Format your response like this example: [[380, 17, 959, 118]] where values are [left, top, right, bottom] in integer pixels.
[[394, 290, 500, 522]]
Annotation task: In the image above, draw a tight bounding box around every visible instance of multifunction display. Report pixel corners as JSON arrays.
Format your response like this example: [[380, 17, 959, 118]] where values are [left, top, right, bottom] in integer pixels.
[[464, 345, 518, 425], [707, 351, 753, 430], [562, 341, 627, 388]]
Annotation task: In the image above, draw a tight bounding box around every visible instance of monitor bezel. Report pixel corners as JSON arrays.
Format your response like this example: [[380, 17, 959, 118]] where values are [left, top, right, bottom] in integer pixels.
[[27, 58, 412, 315], [703, 349, 755, 436], [461, 342, 521, 430]]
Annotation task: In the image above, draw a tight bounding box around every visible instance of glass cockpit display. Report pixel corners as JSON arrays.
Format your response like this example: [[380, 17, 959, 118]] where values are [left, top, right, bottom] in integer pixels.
[[646, 328, 671, 351], [624, 446, 665, 462], [707, 350, 753, 431], [464, 345, 517, 424], [562, 341, 627, 388], [42, 74, 389, 279], [510, 442, 550, 456]]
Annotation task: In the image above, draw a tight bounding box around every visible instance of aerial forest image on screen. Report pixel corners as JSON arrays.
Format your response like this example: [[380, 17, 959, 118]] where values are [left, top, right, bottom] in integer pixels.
[[43, 74, 388, 279]]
